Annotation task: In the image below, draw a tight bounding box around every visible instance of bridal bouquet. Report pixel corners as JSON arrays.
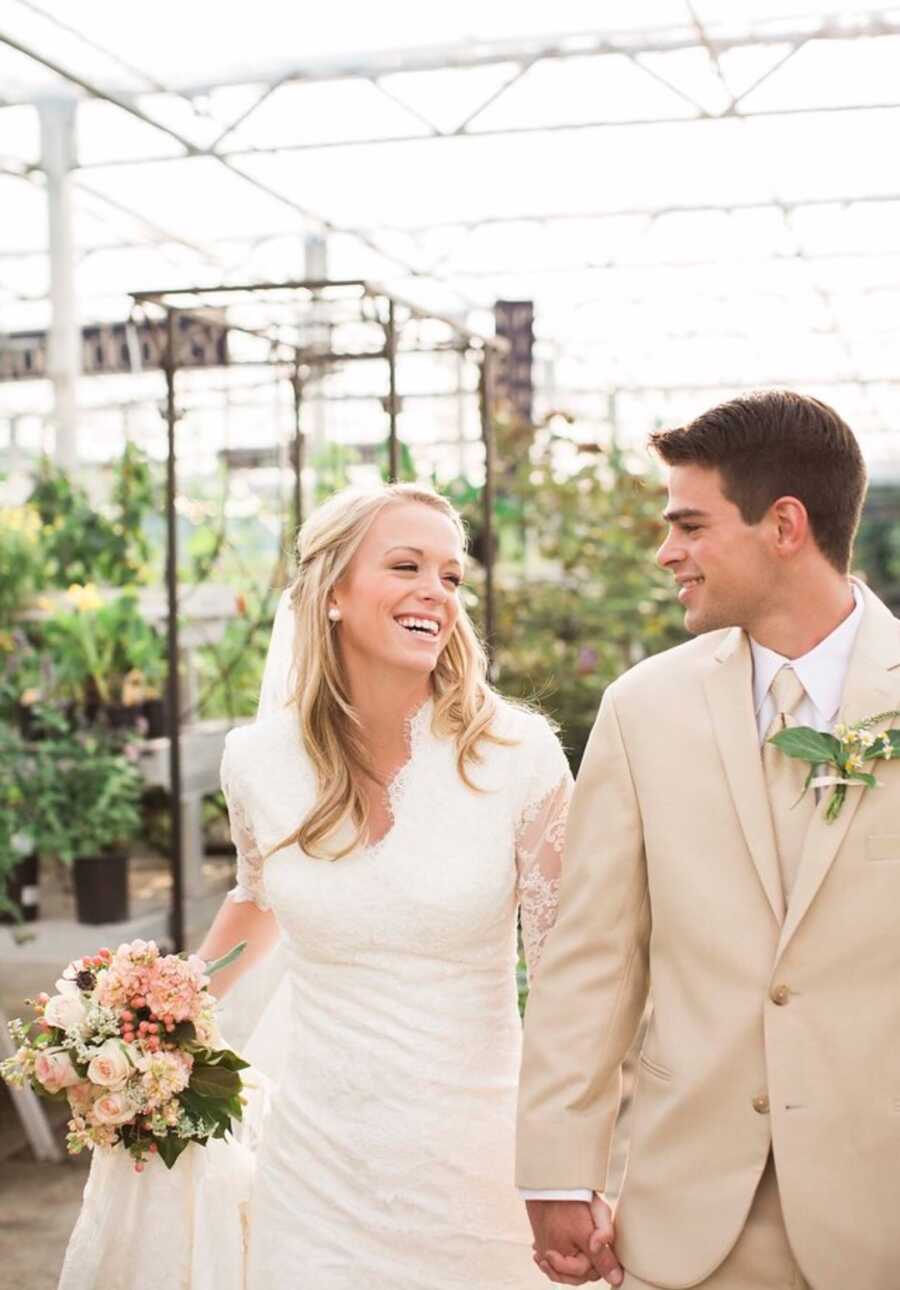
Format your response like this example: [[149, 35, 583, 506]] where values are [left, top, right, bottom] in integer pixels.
[[1, 938, 248, 1171]]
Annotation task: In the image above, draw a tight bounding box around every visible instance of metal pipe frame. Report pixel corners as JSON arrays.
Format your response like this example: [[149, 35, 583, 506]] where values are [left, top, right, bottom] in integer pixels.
[[479, 348, 496, 665], [163, 309, 185, 952]]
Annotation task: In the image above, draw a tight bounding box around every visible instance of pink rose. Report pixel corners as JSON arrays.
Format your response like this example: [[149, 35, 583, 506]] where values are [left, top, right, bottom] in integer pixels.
[[91, 1090, 135, 1126], [34, 1050, 81, 1095]]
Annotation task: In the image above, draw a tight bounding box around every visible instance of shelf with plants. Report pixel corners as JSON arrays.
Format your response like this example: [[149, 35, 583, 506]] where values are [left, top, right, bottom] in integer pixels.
[[0, 447, 268, 927]]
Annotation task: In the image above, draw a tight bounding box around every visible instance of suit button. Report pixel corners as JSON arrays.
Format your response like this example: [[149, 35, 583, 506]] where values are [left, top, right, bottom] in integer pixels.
[[753, 1094, 770, 1114], [770, 984, 790, 1006]]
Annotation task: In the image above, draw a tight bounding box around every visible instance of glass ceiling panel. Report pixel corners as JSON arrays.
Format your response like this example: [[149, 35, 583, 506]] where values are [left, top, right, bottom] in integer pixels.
[[3, 1, 900, 473], [221, 79, 432, 151], [740, 35, 900, 110]]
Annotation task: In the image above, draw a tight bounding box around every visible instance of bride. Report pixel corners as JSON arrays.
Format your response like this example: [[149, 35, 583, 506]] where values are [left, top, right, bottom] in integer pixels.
[[58, 482, 574, 1289]]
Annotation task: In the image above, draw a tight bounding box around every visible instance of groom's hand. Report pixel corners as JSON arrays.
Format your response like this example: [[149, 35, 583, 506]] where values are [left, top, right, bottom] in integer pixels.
[[526, 1197, 622, 1286]]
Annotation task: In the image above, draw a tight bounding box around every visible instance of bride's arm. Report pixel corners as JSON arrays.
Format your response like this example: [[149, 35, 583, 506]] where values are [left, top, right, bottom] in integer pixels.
[[198, 740, 280, 998], [197, 897, 279, 999]]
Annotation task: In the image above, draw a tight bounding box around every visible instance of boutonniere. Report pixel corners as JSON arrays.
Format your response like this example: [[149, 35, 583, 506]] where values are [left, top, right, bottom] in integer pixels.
[[769, 710, 900, 822]]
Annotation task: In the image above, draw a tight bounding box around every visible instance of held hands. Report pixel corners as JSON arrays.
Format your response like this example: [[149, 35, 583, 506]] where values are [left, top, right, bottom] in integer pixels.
[[526, 1196, 623, 1287]]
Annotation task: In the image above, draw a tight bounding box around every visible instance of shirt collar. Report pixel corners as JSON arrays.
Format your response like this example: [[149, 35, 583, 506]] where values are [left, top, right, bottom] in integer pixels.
[[750, 581, 864, 721]]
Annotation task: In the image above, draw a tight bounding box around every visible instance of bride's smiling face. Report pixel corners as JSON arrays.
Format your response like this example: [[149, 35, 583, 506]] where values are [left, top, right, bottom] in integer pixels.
[[330, 502, 464, 678]]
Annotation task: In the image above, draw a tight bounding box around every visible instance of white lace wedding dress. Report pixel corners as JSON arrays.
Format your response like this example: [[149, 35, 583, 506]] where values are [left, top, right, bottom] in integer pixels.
[[56, 690, 570, 1290]]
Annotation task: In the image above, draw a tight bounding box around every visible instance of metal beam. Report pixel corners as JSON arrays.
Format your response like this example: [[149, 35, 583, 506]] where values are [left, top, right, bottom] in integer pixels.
[[3, 14, 897, 104], [345, 191, 900, 236], [0, 29, 483, 309], [69, 97, 900, 169]]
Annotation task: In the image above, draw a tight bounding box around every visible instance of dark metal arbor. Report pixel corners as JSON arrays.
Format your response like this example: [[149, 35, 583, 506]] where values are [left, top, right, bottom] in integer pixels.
[[129, 278, 505, 950]]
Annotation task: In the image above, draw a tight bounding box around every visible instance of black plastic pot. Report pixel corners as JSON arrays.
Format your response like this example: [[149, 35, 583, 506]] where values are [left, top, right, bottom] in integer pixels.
[[85, 703, 143, 732], [72, 851, 129, 925], [0, 853, 40, 925], [142, 697, 167, 739]]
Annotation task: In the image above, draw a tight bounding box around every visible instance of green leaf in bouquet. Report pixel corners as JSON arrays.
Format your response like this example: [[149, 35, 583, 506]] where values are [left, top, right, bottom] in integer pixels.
[[211, 1048, 250, 1073], [846, 770, 878, 788], [768, 727, 841, 764], [204, 941, 247, 978], [189, 1063, 243, 1100], [157, 1134, 191, 1170], [169, 1020, 196, 1045]]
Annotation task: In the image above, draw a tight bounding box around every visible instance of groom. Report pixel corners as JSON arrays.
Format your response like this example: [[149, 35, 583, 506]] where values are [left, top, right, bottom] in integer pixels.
[[517, 390, 900, 1289]]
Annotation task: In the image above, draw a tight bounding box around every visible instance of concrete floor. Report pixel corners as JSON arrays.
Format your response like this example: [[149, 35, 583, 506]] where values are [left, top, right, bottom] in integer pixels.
[[0, 1145, 89, 1290]]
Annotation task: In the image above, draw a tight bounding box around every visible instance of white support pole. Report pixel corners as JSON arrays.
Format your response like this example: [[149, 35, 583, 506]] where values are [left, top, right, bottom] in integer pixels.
[[304, 233, 329, 465], [38, 96, 80, 472]]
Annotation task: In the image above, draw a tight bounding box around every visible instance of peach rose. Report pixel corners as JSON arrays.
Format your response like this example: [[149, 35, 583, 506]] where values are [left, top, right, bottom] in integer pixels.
[[91, 1090, 135, 1126], [86, 1039, 132, 1090], [34, 1049, 81, 1095]]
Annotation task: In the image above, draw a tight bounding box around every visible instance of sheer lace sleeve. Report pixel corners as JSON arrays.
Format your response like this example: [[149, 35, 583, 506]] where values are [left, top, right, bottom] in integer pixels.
[[221, 741, 270, 912], [515, 719, 574, 982]]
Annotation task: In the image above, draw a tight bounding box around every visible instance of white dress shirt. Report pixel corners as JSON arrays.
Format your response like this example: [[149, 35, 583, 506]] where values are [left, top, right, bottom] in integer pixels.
[[751, 583, 863, 743], [522, 582, 863, 1204]]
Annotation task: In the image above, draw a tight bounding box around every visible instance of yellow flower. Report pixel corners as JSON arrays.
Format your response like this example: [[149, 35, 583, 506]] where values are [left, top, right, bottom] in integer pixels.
[[36, 595, 55, 613], [0, 631, 14, 653], [20, 688, 41, 706], [833, 723, 850, 742], [65, 583, 104, 613], [856, 729, 876, 750], [845, 751, 865, 773]]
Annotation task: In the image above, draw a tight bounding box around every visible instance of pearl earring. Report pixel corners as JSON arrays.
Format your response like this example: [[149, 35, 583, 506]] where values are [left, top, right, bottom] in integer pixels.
[[328, 606, 341, 623]]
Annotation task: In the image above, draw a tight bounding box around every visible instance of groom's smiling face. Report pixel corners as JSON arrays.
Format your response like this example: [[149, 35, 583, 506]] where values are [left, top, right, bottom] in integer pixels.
[[657, 464, 772, 635]]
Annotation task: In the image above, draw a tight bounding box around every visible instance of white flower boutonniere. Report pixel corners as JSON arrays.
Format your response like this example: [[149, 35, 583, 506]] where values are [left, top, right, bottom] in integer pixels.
[[769, 710, 900, 822]]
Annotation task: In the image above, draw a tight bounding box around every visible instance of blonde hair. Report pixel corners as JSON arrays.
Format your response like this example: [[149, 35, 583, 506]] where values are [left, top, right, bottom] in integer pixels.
[[271, 482, 505, 860]]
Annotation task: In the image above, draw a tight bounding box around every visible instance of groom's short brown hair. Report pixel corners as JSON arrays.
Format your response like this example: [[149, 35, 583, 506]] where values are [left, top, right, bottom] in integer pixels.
[[649, 389, 867, 573]]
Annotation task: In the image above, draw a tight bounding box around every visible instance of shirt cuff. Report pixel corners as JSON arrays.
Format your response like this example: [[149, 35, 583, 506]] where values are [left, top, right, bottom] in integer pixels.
[[519, 1188, 594, 1202]]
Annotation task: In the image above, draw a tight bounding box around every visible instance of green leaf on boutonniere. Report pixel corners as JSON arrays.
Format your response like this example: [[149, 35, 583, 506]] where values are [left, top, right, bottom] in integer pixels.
[[769, 728, 841, 764], [845, 770, 878, 788], [863, 730, 900, 760]]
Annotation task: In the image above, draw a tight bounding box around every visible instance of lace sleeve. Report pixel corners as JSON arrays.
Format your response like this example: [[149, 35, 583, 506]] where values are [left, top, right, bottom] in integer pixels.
[[515, 721, 574, 982], [220, 742, 270, 912]]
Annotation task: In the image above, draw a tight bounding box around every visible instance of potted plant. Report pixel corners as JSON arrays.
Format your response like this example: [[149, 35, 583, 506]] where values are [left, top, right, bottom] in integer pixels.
[[40, 586, 166, 730], [32, 724, 144, 925]]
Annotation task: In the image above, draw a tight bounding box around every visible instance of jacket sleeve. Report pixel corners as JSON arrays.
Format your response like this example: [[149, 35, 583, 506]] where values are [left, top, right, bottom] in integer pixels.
[[516, 682, 650, 1192]]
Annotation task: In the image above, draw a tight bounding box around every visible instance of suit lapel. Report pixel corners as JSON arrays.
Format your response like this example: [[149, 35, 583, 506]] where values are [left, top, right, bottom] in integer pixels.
[[704, 629, 785, 925], [776, 583, 900, 960]]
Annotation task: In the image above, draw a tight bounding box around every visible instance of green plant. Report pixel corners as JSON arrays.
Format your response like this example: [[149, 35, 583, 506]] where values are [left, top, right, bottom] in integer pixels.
[[454, 419, 687, 772], [0, 723, 39, 919], [27, 724, 144, 863], [29, 452, 156, 588], [0, 504, 42, 622], [41, 587, 166, 707]]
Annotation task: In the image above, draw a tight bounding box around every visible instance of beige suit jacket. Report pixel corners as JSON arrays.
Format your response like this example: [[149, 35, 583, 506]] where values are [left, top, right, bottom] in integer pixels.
[[517, 581, 900, 1290]]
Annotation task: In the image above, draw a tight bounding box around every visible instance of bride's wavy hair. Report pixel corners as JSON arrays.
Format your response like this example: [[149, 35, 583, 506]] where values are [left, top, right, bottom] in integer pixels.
[[271, 482, 505, 861]]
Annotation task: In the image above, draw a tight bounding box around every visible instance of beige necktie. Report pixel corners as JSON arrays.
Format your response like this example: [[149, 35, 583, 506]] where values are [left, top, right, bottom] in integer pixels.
[[762, 667, 817, 900]]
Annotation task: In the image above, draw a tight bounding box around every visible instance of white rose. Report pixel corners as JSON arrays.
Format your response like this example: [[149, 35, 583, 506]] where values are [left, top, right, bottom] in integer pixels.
[[86, 1039, 133, 1089], [91, 1090, 135, 1126], [43, 992, 88, 1032], [34, 1050, 81, 1095]]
